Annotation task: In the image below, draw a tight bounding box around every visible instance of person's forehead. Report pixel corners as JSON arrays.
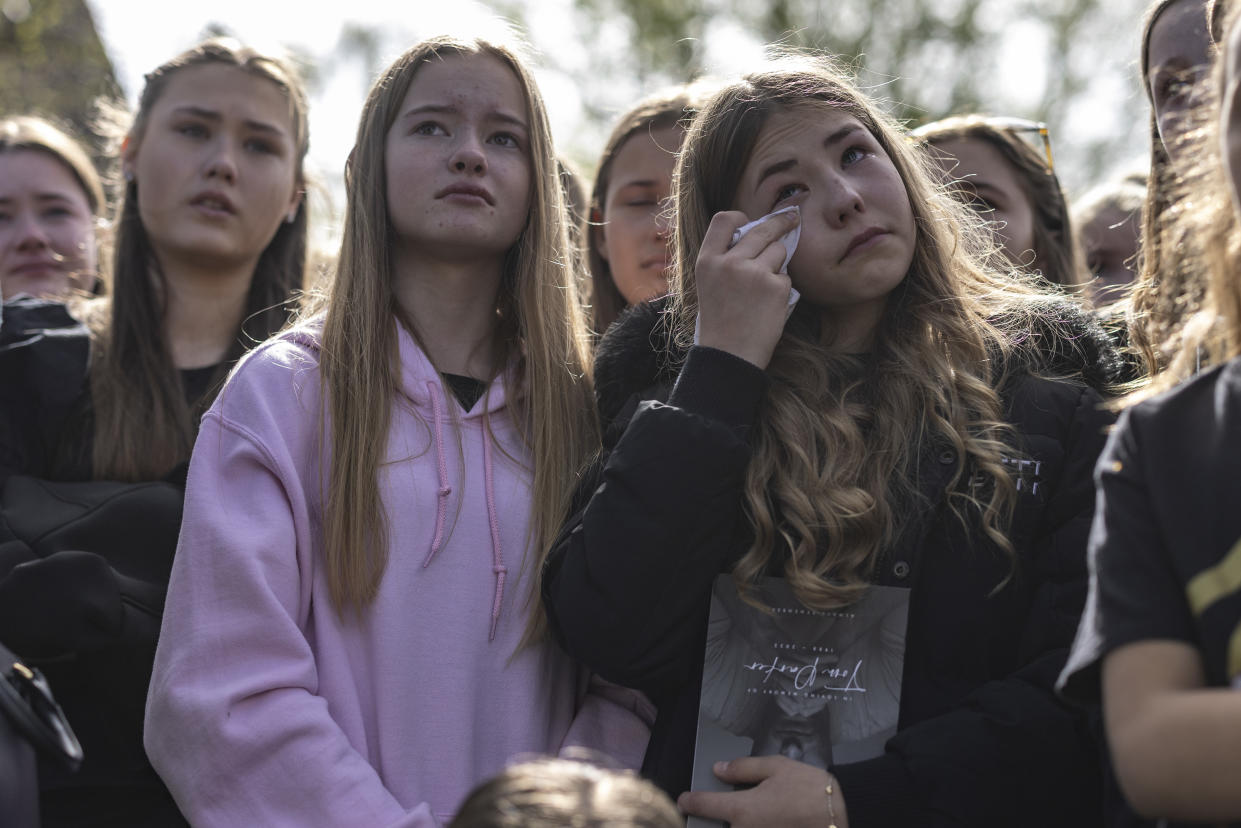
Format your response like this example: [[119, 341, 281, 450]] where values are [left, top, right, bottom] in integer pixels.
[[153, 63, 296, 136], [404, 53, 526, 114], [0, 150, 87, 199], [1149, 0, 1212, 70], [935, 137, 1022, 187]]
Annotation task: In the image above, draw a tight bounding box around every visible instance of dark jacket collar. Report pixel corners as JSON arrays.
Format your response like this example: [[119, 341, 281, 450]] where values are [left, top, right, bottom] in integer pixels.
[[594, 294, 1122, 431]]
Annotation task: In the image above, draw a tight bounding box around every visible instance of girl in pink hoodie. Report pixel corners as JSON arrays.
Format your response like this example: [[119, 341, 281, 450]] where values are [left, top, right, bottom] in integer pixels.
[[144, 34, 650, 827]]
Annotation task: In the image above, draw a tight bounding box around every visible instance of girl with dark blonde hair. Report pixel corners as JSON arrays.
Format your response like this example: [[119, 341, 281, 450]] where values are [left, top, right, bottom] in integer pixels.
[[914, 115, 1088, 293], [544, 54, 1119, 826], [0, 36, 309, 827], [144, 34, 648, 827], [1059, 4, 1241, 824]]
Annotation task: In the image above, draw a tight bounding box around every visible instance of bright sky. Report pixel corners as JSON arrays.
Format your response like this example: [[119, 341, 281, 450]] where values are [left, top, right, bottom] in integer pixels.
[[86, 0, 1149, 242]]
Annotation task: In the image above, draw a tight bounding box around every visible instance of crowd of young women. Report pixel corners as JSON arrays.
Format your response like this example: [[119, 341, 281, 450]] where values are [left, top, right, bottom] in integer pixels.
[[1, 0, 1239, 824]]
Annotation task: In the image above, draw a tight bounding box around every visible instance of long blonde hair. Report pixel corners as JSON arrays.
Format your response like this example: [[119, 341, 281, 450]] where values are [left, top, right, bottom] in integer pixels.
[[317, 35, 598, 644], [670, 56, 1066, 610]]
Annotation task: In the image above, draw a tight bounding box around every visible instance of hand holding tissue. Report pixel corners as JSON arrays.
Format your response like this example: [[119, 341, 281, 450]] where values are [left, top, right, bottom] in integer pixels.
[[692, 206, 802, 369]]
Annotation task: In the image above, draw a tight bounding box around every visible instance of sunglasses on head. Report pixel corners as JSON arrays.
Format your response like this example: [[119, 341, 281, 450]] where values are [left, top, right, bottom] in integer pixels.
[[911, 116, 1055, 172]]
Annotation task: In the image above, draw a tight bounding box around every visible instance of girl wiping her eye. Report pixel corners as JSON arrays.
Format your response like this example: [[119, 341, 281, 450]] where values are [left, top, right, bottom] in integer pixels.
[[544, 53, 1121, 828]]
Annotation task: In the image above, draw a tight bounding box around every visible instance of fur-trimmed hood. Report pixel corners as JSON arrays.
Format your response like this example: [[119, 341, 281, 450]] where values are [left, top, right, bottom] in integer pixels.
[[593, 294, 1123, 432]]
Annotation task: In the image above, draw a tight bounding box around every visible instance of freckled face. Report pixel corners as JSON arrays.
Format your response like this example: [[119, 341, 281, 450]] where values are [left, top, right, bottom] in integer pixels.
[[596, 125, 682, 305], [385, 52, 532, 267], [0, 150, 97, 300], [1147, 0, 1212, 164], [733, 107, 916, 329], [930, 137, 1038, 271]]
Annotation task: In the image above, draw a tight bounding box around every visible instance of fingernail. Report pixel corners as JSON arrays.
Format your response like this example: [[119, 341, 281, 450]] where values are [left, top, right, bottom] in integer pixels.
[[714, 760, 729, 773]]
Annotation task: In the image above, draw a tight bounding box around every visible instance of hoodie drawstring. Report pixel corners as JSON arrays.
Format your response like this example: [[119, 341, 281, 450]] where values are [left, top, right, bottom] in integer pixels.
[[423, 380, 452, 568], [482, 432, 507, 641], [422, 378, 508, 641]]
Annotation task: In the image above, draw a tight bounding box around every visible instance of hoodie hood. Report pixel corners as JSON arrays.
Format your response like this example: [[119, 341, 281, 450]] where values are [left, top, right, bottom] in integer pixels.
[[280, 314, 518, 419], [394, 322, 517, 419]]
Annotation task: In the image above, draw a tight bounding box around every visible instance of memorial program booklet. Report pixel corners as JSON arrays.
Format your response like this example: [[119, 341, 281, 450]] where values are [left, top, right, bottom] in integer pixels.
[[687, 575, 910, 828]]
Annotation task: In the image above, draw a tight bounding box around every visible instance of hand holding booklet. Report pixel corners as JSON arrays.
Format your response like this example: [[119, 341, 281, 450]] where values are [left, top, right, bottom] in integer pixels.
[[686, 574, 910, 828]]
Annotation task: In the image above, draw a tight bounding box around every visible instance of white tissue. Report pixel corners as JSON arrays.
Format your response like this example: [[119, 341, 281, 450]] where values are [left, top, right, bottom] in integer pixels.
[[694, 205, 802, 345]]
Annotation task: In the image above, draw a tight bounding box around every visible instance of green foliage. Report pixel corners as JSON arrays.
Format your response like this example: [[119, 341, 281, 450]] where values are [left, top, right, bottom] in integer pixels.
[[0, 0, 122, 156], [564, 0, 1150, 190], [571, 0, 710, 85], [571, 0, 1098, 122], [310, 0, 1149, 191]]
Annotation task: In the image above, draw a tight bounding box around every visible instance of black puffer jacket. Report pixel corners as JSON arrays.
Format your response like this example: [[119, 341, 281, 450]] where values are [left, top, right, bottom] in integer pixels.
[[0, 298, 187, 828], [543, 297, 1119, 827]]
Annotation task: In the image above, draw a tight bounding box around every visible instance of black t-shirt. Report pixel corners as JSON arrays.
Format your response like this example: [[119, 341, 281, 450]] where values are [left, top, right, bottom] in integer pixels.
[[441, 372, 487, 412], [1062, 357, 1241, 699], [181, 363, 223, 407], [1059, 357, 1241, 828]]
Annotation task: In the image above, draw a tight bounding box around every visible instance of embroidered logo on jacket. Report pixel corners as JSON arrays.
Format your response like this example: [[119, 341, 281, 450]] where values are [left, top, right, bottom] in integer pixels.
[[1001, 456, 1043, 495]]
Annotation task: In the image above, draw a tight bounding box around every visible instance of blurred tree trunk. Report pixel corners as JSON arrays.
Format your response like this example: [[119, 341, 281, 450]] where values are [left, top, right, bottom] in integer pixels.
[[0, 0, 122, 157]]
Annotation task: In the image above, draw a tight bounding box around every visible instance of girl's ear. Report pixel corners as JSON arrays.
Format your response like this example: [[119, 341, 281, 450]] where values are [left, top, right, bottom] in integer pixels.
[[120, 134, 138, 181], [590, 207, 609, 262], [286, 187, 304, 224]]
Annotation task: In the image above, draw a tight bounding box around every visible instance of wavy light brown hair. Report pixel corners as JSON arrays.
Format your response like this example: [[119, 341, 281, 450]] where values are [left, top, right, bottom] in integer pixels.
[[916, 115, 1087, 292], [88, 38, 309, 481], [586, 86, 708, 334], [318, 35, 597, 644], [669, 56, 1063, 610]]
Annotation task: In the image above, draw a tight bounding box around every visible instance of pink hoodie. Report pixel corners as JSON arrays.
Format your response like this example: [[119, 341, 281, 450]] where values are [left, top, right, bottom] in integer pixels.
[[144, 321, 651, 827]]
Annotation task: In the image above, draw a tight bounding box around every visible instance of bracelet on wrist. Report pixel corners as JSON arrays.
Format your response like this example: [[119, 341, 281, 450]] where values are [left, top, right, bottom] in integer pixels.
[[825, 774, 839, 828]]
